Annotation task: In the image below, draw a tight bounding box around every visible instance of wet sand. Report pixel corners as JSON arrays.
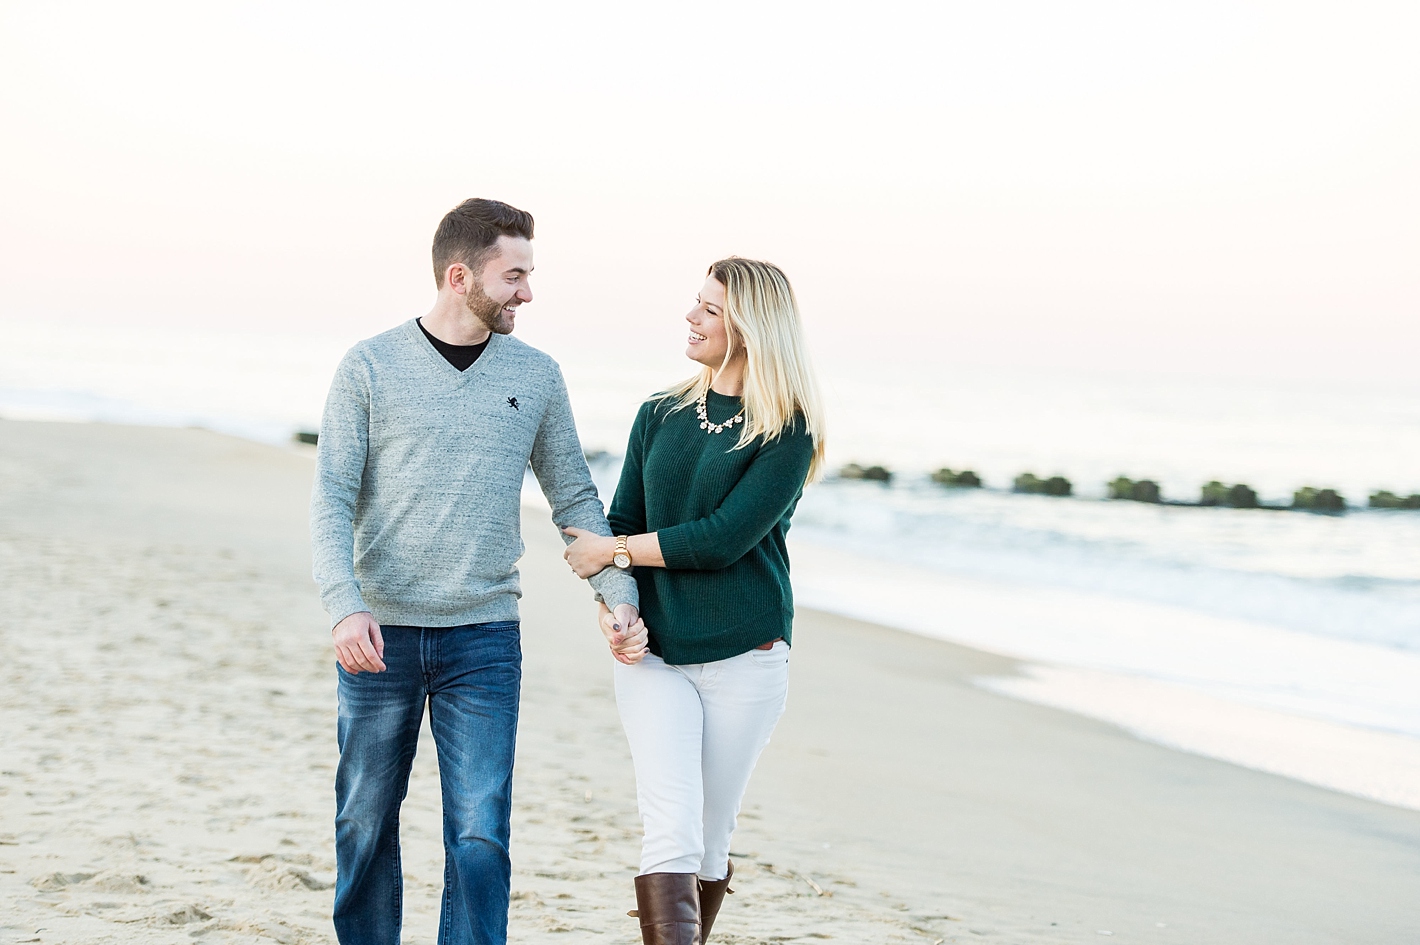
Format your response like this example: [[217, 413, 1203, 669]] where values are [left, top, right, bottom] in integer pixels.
[[2, 419, 1418, 944]]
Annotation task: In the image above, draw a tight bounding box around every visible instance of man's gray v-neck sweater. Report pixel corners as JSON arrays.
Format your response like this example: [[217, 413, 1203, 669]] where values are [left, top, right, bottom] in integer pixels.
[[310, 319, 637, 628]]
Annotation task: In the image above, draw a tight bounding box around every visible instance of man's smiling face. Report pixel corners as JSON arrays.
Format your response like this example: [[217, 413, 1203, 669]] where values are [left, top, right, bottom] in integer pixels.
[[466, 235, 534, 335]]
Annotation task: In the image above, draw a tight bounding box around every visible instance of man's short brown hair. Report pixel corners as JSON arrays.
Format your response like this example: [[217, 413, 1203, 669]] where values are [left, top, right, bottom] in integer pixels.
[[432, 198, 535, 288]]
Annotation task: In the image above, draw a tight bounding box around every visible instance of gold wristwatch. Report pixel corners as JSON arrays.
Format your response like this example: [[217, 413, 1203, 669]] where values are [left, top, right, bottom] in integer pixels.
[[613, 536, 632, 569]]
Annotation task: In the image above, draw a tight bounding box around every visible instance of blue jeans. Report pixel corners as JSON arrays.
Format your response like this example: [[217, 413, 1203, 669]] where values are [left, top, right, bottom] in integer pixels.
[[333, 622, 522, 945]]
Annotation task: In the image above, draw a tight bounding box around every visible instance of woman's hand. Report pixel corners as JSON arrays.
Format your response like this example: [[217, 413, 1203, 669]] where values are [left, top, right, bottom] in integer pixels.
[[599, 603, 650, 664], [563, 526, 616, 578]]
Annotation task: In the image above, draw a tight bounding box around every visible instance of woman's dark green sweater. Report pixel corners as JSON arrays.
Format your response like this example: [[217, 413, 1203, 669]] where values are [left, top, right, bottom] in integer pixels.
[[608, 390, 815, 665]]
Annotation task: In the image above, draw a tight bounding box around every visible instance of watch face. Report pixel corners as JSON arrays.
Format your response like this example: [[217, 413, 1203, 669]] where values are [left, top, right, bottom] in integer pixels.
[[613, 553, 631, 569]]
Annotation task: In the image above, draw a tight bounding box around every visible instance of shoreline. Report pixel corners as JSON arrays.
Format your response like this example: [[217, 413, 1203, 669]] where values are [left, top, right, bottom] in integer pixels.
[[786, 536, 1420, 813], [4, 419, 1420, 943]]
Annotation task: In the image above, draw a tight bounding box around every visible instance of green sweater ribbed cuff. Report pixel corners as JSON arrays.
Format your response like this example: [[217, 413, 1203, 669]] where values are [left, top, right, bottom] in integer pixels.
[[656, 525, 698, 570]]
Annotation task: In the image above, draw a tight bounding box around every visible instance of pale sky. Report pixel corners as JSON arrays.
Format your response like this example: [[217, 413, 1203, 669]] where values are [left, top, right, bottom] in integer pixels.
[[2, 1, 1417, 385]]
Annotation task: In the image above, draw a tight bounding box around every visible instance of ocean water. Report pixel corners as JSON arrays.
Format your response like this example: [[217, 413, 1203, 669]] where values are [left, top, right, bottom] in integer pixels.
[[5, 316, 1420, 808], [793, 480, 1420, 653], [780, 484, 1420, 810]]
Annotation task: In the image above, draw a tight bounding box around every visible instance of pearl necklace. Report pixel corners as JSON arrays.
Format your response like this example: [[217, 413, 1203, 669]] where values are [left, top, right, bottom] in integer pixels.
[[696, 391, 745, 434]]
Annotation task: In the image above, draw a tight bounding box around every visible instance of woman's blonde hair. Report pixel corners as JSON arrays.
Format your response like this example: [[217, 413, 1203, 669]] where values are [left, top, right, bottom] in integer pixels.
[[663, 257, 827, 482]]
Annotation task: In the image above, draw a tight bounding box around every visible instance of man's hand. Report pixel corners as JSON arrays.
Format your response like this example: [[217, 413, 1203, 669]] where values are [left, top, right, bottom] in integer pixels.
[[562, 526, 615, 579], [600, 602, 649, 664], [333, 611, 386, 674], [613, 603, 639, 635]]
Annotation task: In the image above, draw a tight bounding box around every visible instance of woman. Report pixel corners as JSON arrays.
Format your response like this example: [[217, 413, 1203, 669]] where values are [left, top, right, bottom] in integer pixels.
[[563, 257, 826, 944]]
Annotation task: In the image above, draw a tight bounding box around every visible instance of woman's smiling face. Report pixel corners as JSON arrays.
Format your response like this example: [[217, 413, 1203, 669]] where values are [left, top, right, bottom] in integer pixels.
[[685, 276, 731, 368]]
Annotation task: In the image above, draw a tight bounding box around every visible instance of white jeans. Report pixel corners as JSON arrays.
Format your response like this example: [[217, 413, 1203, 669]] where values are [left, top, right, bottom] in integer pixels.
[[614, 641, 790, 879]]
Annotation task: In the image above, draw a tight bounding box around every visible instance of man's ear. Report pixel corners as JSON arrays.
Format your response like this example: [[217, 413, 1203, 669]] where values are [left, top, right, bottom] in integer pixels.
[[446, 263, 468, 295]]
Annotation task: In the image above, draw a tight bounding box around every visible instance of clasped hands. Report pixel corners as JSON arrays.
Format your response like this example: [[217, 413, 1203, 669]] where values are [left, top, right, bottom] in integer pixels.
[[601, 602, 650, 665], [562, 528, 650, 663]]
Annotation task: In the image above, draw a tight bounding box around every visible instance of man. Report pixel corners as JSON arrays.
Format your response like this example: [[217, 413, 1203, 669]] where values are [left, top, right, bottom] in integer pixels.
[[310, 198, 642, 945]]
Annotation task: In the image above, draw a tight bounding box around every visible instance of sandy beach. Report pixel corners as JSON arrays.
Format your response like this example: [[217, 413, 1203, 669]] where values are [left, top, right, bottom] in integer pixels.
[[2, 419, 1419, 944]]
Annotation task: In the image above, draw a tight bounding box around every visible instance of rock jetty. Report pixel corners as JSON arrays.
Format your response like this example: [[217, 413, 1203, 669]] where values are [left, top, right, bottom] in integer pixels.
[[1108, 477, 1162, 503], [1013, 473, 1072, 497], [1292, 487, 1346, 513], [931, 468, 983, 488], [1199, 481, 1259, 508], [1369, 491, 1420, 509], [839, 463, 893, 483]]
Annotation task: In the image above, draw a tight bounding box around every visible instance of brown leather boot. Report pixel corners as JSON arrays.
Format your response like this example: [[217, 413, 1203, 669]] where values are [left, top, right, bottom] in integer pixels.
[[631, 872, 702, 944], [698, 859, 735, 942]]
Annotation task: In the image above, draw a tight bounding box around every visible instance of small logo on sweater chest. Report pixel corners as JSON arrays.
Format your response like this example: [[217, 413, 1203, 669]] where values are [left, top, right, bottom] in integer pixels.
[[507, 397, 520, 410]]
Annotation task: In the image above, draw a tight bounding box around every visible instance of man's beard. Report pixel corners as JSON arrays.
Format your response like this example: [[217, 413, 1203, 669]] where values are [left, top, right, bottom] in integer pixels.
[[466, 281, 515, 335]]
